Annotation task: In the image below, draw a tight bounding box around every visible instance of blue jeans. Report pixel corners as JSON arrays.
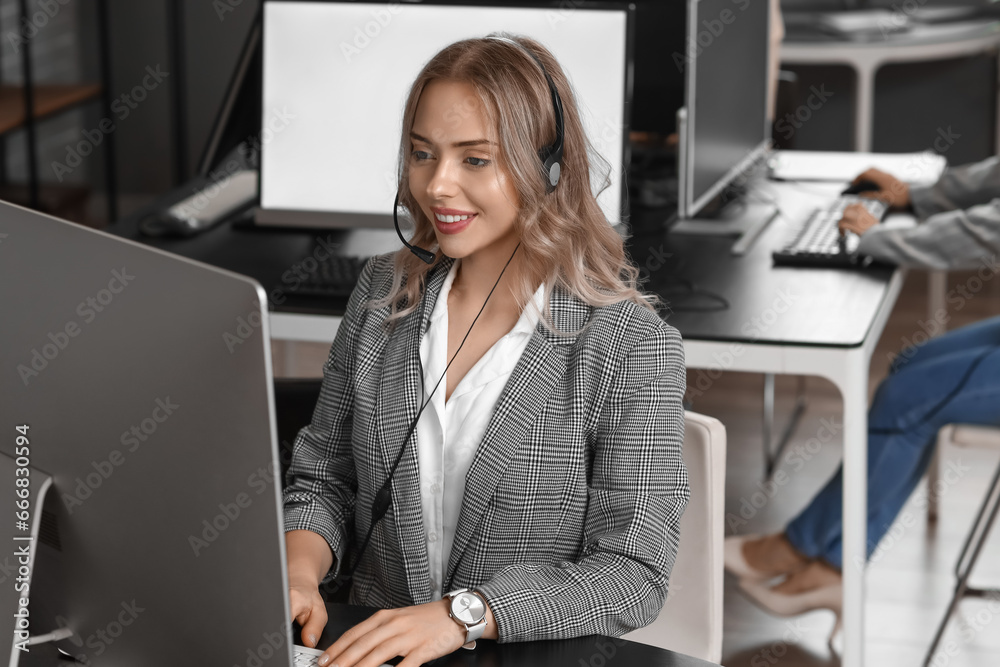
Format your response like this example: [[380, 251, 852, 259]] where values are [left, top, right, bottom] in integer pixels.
[[786, 315, 1000, 569]]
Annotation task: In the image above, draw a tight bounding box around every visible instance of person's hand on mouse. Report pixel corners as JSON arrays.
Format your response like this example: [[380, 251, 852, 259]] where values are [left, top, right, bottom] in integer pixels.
[[838, 203, 881, 237], [852, 168, 910, 210]]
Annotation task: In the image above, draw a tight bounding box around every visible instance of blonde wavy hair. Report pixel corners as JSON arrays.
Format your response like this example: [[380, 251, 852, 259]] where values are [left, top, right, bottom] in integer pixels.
[[368, 34, 662, 336]]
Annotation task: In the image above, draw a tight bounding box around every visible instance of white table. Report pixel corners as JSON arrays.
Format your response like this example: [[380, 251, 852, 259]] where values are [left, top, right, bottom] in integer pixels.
[[781, 18, 1000, 153]]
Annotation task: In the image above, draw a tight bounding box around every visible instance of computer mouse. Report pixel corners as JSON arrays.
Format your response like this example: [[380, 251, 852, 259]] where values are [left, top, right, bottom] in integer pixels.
[[842, 179, 881, 195]]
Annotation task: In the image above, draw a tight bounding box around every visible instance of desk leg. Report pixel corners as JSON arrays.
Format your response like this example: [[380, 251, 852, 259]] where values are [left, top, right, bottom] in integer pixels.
[[763, 373, 775, 476], [836, 354, 870, 667], [855, 66, 876, 153], [762, 374, 809, 480], [996, 49, 1000, 156], [926, 271, 948, 522]]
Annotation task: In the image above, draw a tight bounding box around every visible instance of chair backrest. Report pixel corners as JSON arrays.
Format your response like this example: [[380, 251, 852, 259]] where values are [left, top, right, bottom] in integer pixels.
[[624, 411, 726, 664]]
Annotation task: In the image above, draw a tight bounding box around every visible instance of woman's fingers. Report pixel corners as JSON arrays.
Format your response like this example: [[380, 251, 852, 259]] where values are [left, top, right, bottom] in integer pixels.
[[838, 203, 877, 236], [317, 601, 466, 667], [354, 636, 410, 667], [852, 167, 880, 184], [289, 586, 327, 648], [857, 189, 891, 205], [301, 605, 328, 649], [852, 167, 908, 208], [320, 610, 394, 666]]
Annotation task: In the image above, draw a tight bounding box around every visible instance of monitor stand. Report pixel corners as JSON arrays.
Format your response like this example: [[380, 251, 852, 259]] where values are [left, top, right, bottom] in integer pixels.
[[2, 449, 54, 666], [672, 107, 779, 255], [670, 199, 779, 256]]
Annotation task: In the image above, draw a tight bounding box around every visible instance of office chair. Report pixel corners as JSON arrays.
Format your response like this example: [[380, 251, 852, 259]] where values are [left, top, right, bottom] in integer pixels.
[[274, 378, 323, 484], [624, 411, 727, 664], [924, 424, 1000, 666]]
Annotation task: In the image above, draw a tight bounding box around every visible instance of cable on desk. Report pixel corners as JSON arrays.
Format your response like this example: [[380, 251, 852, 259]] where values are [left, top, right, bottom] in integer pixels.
[[657, 275, 731, 313], [778, 180, 844, 197], [743, 187, 779, 207]]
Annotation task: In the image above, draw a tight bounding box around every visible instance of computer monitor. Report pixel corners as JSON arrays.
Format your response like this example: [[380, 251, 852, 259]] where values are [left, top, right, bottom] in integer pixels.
[[197, 6, 263, 177], [677, 0, 771, 221], [0, 200, 302, 666], [628, 0, 687, 135], [255, 0, 634, 230]]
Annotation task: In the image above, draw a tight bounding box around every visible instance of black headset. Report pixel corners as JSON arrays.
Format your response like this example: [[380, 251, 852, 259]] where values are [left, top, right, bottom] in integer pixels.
[[344, 37, 564, 585], [511, 36, 565, 194]]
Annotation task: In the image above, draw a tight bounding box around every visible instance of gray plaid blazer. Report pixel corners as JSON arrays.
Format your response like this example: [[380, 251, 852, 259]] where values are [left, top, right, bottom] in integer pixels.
[[283, 253, 689, 642]]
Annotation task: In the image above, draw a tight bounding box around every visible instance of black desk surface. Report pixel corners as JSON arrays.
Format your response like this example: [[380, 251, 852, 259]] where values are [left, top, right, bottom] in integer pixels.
[[311, 603, 719, 667], [629, 213, 896, 348], [111, 177, 898, 348], [18, 603, 718, 666]]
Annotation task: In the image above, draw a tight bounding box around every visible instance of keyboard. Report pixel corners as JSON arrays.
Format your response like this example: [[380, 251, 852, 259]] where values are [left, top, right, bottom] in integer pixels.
[[293, 644, 391, 666], [285, 254, 371, 297], [772, 196, 889, 268], [294, 645, 327, 665]]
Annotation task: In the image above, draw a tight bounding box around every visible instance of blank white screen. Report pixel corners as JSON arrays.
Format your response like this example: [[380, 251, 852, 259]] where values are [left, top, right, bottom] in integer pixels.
[[261, 1, 628, 224]]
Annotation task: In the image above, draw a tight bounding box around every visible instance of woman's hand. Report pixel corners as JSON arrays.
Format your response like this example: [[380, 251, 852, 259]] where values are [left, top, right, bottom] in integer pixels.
[[290, 579, 329, 650], [285, 531, 336, 648], [838, 203, 881, 237], [315, 599, 467, 667], [851, 168, 910, 210]]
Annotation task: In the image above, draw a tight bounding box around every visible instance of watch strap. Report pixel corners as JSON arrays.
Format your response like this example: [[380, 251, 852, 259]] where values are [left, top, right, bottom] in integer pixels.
[[462, 617, 487, 649], [445, 588, 488, 650]]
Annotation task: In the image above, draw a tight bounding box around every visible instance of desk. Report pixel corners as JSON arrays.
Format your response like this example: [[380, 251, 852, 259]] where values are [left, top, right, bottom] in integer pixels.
[[314, 603, 720, 667], [110, 173, 907, 667], [17, 602, 719, 667]]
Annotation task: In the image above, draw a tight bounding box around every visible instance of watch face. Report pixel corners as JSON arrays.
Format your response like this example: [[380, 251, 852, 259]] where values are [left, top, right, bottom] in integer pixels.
[[450, 592, 486, 624]]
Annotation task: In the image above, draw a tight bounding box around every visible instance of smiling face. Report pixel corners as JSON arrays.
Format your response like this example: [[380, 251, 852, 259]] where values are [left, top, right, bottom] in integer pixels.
[[408, 79, 521, 264]]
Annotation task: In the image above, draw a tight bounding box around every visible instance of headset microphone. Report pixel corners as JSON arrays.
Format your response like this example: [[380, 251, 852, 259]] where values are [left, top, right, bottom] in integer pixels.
[[393, 190, 436, 265]]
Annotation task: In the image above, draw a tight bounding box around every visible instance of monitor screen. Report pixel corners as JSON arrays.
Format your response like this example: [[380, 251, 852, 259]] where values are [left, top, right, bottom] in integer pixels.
[[682, 0, 770, 217], [258, 1, 632, 228]]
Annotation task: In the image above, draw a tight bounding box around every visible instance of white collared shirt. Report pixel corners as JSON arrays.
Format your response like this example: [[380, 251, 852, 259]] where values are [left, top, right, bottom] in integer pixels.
[[416, 259, 545, 598]]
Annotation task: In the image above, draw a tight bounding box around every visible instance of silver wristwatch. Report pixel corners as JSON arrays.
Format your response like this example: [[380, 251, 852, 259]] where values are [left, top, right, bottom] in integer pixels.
[[445, 588, 487, 649]]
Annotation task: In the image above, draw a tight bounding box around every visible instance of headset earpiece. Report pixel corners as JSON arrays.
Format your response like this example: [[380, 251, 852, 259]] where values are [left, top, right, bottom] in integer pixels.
[[491, 36, 565, 194]]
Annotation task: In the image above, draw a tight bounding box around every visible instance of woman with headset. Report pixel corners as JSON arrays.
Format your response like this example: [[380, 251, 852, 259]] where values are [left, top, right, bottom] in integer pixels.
[[281, 35, 689, 667]]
